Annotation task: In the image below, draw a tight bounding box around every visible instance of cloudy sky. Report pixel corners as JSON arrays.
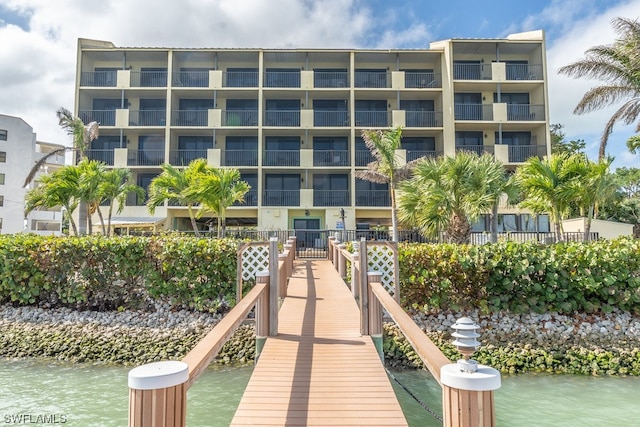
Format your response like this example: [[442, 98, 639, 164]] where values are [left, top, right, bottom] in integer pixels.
[[0, 0, 639, 167]]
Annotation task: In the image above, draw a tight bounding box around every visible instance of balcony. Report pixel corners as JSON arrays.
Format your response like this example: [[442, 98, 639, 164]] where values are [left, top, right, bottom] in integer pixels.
[[263, 150, 300, 167], [355, 191, 390, 207], [173, 71, 209, 87], [224, 71, 259, 88], [313, 150, 349, 167], [508, 145, 546, 163], [131, 71, 167, 87], [455, 145, 495, 156], [169, 149, 208, 166], [354, 71, 389, 88], [404, 72, 441, 88], [127, 150, 165, 166], [355, 150, 374, 166], [264, 71, 301, 88], [224, 150, 258, 167], [406, 150, 441, 162], [129, 110, 166, 126], [263, 190, 300, 206], [454, 104, 493, 121], [171, 110, 208, 126], [453, 63, 491, 80], [314, 190, 349, 207], [506, 104, 545, 121], [405, 111, 442, 127], [78, 110, 116, 126], [355, 111, 390, 127], [235, 190, 258, 206], [223, 110, 258, 126], [314, 71, 348, 88], [505, 64, 543, 80], [313, 111, 349, 127], [264, 110, 300, 127], [80, 71, 117, 87], [86, 149, 115, 166]]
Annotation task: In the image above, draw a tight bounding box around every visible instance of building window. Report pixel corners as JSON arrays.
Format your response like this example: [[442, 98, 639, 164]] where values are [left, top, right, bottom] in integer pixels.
[[0, 173, 4, 185], [0, 218, 3, 230], [0, 129, 6, 141], [0, 195, 3, 206], [0, 151, 5, 162]]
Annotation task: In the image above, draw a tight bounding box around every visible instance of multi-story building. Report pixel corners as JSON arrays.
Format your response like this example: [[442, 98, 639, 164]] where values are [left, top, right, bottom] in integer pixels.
[[74, 30, 551, 236], [0, 114, 66, 235]]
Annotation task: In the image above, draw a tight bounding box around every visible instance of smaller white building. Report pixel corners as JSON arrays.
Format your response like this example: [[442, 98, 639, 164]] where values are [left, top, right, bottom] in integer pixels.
[[562, 217, 635, 240], [0, 114, 66, 235]]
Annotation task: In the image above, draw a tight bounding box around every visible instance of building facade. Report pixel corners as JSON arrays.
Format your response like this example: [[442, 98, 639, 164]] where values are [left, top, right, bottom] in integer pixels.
[[74, 31, 551, 235], [0, 114, 66, 235]]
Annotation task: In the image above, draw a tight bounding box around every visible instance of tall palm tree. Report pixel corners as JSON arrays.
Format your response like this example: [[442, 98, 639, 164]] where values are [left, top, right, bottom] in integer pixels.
[[559, 17, 640, 160], [147, 159, 210, 236], [355, 126, 413, 241], [397, 151, 509, 244], [77, 159, 108, 235], [194, 168, 250, 238], [99, 168, 145, 236]]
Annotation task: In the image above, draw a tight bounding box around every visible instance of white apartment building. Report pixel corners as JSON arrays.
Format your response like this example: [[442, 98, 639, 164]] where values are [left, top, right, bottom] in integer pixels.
[[0, 114, 66, 235], [74, 30, 551, 236]]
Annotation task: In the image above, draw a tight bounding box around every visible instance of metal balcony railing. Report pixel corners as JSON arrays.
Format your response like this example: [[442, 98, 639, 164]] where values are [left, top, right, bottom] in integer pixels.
[[313, 150, 350, 166], [406, 150, 441, 162], [263, 150, 300, 167], [354, 71, 389, 88], [404, 72, 441, 88], [453, 63, 491, 80], [314, 71, 349, 88], [131, 71, 167, 87], [223, 71, 259, 87], [355, 190, 390, 207], [508, 145, 547, 163], [505, 64, 543, 80], [86, 149, 115, 166], [173, 71, 209, 87], [127, 149, 165, 166], [171, 110, 208, 126], [454, 104, 493, 120], [405, 111, 442, 127], [78, 110, 116, 126], [313, 190, 350, 207], [264, 71, 301, 88], [354, 111, 390, 127], [455, 145, 495, 156], [355, 150, 375, 166], [80, 71, 117, 87], [129, 110, 166, 126], [313, 111, 349, 127], [224, 150, 258, 167], [169, 149, 208, 165], [223, 110, 259, 126], [506, 104, 545, 121], [262, 190, 300, 206], [264, 110, 300, 127]]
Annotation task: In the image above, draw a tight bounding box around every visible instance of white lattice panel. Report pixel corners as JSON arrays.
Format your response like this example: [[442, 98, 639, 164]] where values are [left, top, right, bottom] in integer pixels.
[[241, 244, 270, 281], [367, 244, 397, 296]]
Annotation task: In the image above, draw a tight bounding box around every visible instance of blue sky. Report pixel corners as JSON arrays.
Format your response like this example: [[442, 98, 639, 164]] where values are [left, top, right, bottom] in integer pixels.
[[0, 0, 639, 167]]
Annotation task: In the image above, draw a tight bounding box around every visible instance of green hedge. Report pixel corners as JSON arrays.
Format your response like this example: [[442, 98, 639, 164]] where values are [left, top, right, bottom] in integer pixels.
[[0, 234, 239, 312], [399, 237, 640, 314]]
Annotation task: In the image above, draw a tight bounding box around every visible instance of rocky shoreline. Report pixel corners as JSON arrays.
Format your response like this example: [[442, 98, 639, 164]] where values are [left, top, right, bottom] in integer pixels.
[[1, 303, 639, 375]]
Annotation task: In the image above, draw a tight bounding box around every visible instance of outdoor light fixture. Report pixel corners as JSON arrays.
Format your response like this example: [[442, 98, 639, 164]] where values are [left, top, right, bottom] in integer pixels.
[[451, 317, 481, 373]]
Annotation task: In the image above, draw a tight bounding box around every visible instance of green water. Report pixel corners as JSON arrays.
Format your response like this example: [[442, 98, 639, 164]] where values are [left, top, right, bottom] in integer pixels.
[[1, 359, 639, 426]]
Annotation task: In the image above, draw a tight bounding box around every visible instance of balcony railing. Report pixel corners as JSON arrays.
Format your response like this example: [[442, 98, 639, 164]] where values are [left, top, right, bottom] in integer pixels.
[[224, 71, 259, 88], [80, 71, 117, 87], [313, 111, 349, 127], [169, 149, 208, 165], [86, 149, 115, 166], [314, 71, 349, 88], [313, 150, 350, 167], [78, 110, 116, 126], [235, 190, 258, 206], [314, 190, 349, 207], [263, 150, 300, 167], [454, 104, 493, 121], [171, 110, 208, 126], [131, 71, 168, 87], [355, 111, 390, 127], [505, 64, 543, 80], [455, 145, 495, 156], [404, 72, 441, 88], [129, 110, 166, 126], [506, 104, 545, 121], [355, 150, 375, 166], [127, 150, 165, 166], [223, 110, 259, 126], [355, 190, 390, 207], [264, 71, 301, 88], [453, 63, 491, 80], [263, 190, 300, 206], [406, 150, 441, 162], [224, 150, 258, 167], [508, 145, 546, 163], [354, 71, 389, 88], [264, 110, 300, 126], [405, 111, 442, 127], [173, 71, 209, 87]]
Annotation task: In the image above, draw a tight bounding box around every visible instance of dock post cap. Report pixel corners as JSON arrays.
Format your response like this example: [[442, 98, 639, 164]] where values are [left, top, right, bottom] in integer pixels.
[[128, 360, 189, 390], [440, 364, 501, 391]]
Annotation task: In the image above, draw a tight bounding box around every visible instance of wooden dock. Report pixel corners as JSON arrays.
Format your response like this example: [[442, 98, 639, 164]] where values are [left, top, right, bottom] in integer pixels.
[[230, 259, 408, 426]]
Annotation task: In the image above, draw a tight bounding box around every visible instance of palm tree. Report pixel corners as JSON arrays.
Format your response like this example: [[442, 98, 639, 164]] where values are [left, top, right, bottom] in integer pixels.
[[193, 168, 250, 238], [397, 151, 511, 244], [355, 127, 414, 241], [147, 159, 210, 236], [559, 17, 640, 160], [99, 168, 145, 236], [76, 159, 109, 235]]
